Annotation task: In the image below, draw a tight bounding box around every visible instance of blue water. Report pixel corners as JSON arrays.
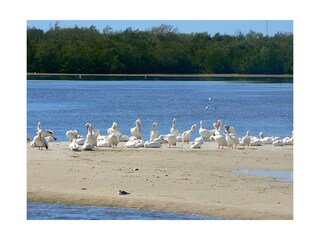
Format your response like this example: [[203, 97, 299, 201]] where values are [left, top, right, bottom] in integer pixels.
[[232, 169, 293, 182], [27, 80, 293, 141], [27, 202, 219, 220]]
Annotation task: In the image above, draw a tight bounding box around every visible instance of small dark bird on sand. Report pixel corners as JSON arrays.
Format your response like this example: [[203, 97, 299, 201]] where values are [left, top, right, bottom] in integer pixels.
[[118, 189, 130, 195]]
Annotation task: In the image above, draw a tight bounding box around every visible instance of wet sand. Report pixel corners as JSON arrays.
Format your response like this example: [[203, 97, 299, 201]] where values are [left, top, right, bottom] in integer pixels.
[[27, 141, 293, 220]]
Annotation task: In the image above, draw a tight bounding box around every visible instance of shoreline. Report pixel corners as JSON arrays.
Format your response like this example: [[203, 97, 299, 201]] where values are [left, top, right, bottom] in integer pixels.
[[27, 142, 293, 220], [27, 72, 293, 79]]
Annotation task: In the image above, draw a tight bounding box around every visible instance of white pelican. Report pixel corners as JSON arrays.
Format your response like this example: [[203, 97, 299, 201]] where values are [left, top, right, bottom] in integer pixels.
[[82, 142, 94, 150], [163, 134, 176, 148], [97, 139, 111, 147], [224, 125, 239, 149], [194, 136, 204, 143], [199, 121, 212, 141], [144, 139, 161, 148], [130, 119, 142, 139], [216, 119, 222, 132], [283, 131, 293, 145], [176, 135, 182, 142], [250, 136, 263, 146], [190, 141, 201, 149], [69, 139, 79, 151], [31, 130, 48, 150], [84, 123, 97, 147], [170, 118, 180, 136], [240, 131, 251, 148], [119, 135, 130, 142], [125, 138, 145, 148], [150, 122, 159, 140], [107, 122, 122, 137], [37, 121, 57, 140], [66, 130, 78, 142], [107, 133, 119, 148], [259, 132, 273, 144], [211, 131, 227, 149], [273, 139, 284, 146], [182, 124, 197, 143], [76, 135, 85, 145]]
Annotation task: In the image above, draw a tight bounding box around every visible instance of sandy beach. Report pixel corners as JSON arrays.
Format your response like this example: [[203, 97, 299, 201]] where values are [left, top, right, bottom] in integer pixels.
[[27, 141, 293, 220]]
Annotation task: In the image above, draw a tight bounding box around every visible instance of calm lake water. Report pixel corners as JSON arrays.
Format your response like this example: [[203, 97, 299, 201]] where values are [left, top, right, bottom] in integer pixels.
[[27, 202, 219, 220], [27, 79, 293, 140], [27, 78, 293, 220]]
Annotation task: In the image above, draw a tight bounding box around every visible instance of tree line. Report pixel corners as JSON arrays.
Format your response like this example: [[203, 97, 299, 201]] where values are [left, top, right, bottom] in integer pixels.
[[27, 24, 293, 74]]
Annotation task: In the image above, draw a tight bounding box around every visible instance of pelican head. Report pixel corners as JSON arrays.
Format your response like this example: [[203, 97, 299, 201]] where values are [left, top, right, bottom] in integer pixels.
[[37, 121, 41, 131], [112, 122, 118, 130], [224, 125, 230, 133], [259, 132, 264, 138], [152, 122, 157, 129], [191, 124, 197, 132]]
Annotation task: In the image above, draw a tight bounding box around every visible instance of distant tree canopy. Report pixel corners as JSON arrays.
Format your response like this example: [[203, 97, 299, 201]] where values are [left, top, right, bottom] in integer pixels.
[[27, 24, 293, 74]]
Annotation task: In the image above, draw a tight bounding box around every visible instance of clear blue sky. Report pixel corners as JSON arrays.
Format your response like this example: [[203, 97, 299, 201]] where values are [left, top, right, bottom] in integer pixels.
[[27, 20, 293, 36]]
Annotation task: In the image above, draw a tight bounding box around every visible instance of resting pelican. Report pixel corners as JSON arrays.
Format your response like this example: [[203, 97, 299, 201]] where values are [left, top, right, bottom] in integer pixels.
[[37, 121, 57, 140], [144, 139, 162, 148], [150, 122, 159, 140], [182, 124, 197, 143], [125, 137, 145, 148], [240, 131, 251, 148], [31, 130, 48, 150], [170, 118, 180, 136], [224, 125, 239, 149], [190, 141, 201, 149], [250, 136, 263, 146], [119, 135, 130, 142], [199, 121, 212, 141], [69, 139, 79, 151], [283, 131, 293, 145], [76, 135, 85, 145], [273, 139, 284, 146], [66, 130, 78, 142], [130, 119, 142, 139]]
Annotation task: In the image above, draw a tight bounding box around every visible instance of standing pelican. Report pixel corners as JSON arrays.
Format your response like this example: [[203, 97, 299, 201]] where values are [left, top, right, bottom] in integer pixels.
[[224, 125, 239, 149], [211, 131, 227, 149], [107, 133, 119, 148], [259, 132, 273, 144], [150, 122, 159, 140], [107, 122, 122, 137], [37, 121, 57, 140], [199, 121, 212, 142], [163, 134, 176, 148], [31, 130, 48, 150], [170, 118, 180, 136], [130, 119, 142, 139], [182, 124, 197, 143], [84, 123, 97, 147], [66, 130, 78, 142], [240, 130, 251, 148]]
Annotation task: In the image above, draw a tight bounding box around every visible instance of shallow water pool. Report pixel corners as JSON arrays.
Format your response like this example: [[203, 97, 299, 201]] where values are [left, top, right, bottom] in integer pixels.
[[232, 168, 293, 182]]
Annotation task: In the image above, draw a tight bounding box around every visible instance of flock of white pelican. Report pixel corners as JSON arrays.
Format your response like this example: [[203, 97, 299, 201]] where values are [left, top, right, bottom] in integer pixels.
[[28, 119, 293, 151]]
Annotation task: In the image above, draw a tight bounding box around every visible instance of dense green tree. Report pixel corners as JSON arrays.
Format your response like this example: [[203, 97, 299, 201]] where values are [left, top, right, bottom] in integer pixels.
[[27, 25, 293, 74]]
